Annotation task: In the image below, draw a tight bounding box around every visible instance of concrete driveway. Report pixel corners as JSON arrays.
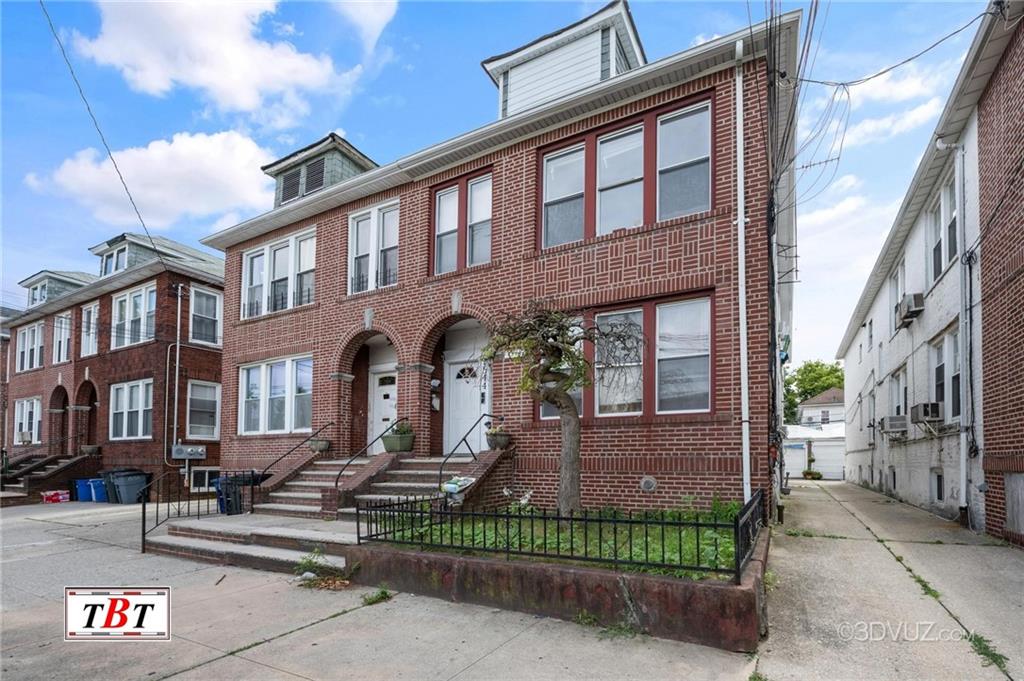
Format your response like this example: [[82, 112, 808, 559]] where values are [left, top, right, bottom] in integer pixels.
[[757, 481, 1022, 681], [1, 502, 752, 681]]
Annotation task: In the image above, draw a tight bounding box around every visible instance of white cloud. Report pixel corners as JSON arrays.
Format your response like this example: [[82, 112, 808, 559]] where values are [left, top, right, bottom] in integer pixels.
[[210, 212, 241, 232], [690, 33, 721, 47], [37, 131, 275, 228], [23, 172, 43, 191], [829, 174, 862, 194], [844, 97, 943, 148], [73, 2, 370, 130], [333, 1, 398, 54]]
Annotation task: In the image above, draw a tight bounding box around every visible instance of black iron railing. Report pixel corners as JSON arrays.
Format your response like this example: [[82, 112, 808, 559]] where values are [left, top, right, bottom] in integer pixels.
[[358, 490, 766, 582], [377, 268, 398, 288], [351, 274, 369, 294], [259, 422, 335, 480], [140, 468, 262, 553], [436, 414, 502, 490], [334, 417, 409, 488], [293, 287, 315, 307], [1, 434, 85, 485]]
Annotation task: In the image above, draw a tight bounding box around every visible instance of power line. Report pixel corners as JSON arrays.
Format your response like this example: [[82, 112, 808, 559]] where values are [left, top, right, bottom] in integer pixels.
[[37, 0, 169, 273]]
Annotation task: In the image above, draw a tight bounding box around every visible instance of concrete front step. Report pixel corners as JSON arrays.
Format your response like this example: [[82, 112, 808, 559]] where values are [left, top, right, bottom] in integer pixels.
[[267, 492, 321, 507], [354, 493, 440, 504], [284, 480, 341, 489], [145, 534, 347, 574], [253, 503, 323, 519], [370, 481, 439, 494], [311, 458, 371, 467], [297, 470, 354, 480], [167, 518, 359, 552]]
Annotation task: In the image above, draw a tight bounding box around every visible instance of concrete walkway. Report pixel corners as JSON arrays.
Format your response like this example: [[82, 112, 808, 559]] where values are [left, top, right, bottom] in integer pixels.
[[757, 481, 1022, 681], [1, 502, 752, 681]]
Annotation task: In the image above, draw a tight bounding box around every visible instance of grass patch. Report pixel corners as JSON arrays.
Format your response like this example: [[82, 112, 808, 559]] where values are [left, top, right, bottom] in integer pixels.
[[967, 633, 1009, 674], [748, 673, 771, 681], [293, 547, 352, 589], [784, 528, 814, 537], [599, 621, 641, 639], [911, 573, 940, 600], [361, 585, 393, 606], [763, 570, 779, 593], [574, 610, 599, 627]]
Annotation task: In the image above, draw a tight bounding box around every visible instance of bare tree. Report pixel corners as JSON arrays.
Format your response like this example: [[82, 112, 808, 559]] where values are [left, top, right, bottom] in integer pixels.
[[482, 303, 644, 514]]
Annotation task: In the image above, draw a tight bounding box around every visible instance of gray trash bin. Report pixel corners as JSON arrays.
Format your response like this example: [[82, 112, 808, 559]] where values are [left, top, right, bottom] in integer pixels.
[[112, 471, 149, 504]]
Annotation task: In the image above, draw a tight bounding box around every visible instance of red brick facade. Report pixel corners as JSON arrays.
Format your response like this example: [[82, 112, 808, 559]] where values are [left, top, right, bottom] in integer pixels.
[[5, 270, 223, 490], [978, 22, 1024, 545], [219, 61, 778, 510]]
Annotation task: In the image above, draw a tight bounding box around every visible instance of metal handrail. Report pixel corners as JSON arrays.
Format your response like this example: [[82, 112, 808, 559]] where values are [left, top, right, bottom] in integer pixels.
[[437, 413, 503, 491], [334, 417, 409, 488], [2, 434, 85, 482], [5, 433, 82, 463], [259, 421, 335, 480]]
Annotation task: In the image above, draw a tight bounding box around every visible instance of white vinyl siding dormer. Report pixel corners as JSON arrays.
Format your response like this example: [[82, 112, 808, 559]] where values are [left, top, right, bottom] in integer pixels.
[[506, 31, 602, 117]]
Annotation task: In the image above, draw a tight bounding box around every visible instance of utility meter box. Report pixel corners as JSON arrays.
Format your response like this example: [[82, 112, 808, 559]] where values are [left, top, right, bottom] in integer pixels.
[[171, 444, 207, 460]]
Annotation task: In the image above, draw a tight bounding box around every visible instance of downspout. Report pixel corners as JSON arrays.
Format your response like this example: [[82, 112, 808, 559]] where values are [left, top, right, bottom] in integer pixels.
[[735, 39, 752, 503], [173, 285, 185, 481], [936, 138, 969, 525], [163, 341, 176, 467]]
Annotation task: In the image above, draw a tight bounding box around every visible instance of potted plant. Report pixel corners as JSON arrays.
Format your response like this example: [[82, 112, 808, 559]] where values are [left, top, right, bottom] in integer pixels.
[[382, 421, 415, 453], [486, 424, 512, 450], [307, 438, 331, 453]]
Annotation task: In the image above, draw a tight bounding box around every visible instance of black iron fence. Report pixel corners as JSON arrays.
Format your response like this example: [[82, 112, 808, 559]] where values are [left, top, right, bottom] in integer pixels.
[[357, 489, 765, 582]]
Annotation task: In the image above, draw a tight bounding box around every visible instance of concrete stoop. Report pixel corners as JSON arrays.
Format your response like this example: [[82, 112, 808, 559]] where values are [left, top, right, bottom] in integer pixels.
[[145, 534, 348, 574]]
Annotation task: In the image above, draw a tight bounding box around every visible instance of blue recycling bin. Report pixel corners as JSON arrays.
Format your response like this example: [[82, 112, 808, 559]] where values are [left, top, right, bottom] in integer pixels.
[[74, 479, 93, 501], [88, 478, 108, 502]]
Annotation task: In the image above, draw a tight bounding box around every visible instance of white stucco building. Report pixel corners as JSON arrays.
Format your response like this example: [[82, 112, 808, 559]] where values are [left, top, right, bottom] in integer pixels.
[[836, 54, 988, 526], [796, 387, 845, 426]]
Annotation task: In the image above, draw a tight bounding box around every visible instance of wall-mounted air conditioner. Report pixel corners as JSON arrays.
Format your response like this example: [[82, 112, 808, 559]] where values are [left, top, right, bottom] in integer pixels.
[[879, 415, 908, 433], [896, 293, 925, 329], [910, 402, 943, 424]]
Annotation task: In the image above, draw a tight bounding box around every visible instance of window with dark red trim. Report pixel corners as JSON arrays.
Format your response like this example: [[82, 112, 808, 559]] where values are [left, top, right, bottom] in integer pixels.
[[432, 172, 493, 274], [538, 295, 713, 421], [539, 100, 712, 249]]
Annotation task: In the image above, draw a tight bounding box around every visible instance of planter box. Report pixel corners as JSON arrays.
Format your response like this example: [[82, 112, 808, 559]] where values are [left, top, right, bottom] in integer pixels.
[[382, 433, 415, 453], [486, 433, 512, 450], [308, 438, 331, 453], [80, 445, 101, 456]]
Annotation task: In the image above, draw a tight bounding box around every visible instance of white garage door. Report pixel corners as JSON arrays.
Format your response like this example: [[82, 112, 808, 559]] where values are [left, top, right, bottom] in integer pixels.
[[809, 440, 845, 480], [782, 442, 807, 479]]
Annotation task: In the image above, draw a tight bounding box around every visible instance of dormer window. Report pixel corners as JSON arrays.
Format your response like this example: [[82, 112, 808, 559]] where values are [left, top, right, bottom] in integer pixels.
[[281, 168, 301, 203], [280, 157, 329, 205], [102, 246, 128, 277], [28, 282, 47, 307]]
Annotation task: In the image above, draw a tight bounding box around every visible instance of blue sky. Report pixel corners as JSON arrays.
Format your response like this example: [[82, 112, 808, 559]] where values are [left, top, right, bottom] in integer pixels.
[[1, 1, 985, 363]]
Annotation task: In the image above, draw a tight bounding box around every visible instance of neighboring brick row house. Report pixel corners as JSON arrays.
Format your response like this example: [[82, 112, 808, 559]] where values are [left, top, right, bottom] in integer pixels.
[[838, 2, 1023, 543], [4, 233, 225, 495], [202, 1, 799, 513]]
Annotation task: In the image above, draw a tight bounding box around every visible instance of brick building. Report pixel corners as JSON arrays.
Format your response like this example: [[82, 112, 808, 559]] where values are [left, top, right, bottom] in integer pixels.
[[203, 2, 799, 514], [838, 2, 1023, 541], [4, 233, 225, 497]]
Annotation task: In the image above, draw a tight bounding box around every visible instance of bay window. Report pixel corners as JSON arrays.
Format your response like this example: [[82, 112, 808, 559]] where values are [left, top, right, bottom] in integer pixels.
[[81, 301, 99, 356], [53, 313, 72, 364], [597, 127, 644, 235], [543, 146, 585, 248], [241, 229, 317, 318], [187, 380, 221, 439], [14, 397, 42, 444], [16, 322, 45, 372], [656, 298, 711, 412], [190, 286, 222, 345], [112, 282, 156, 349], [238, 356, 313, 434], [110, 379, 153, 440], [349, 203, 399, 294]]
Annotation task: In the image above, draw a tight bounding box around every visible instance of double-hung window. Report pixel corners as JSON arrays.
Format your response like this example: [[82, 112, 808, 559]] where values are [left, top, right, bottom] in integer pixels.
[[931, 339, 946, 405], [595, 309, 644, 416], [467, 176, 492, 267], [598, 127, 644, 235], [658, 105, 712, 220], [543, 147, 585, 248], [930, 328, 961, 422], [890, 368, 908, 417], [101, 246, 127, 277], [435, 188, 458, 274], [949, 330, 961, 420], [540, 319, 584, 420], [187, 380, 221, 439], [112, 282, 156, 349], [241, 230, 317, 318], [239, 356, 313, 434], [348, 203, 399, 294], [943, 176, 957, 265], [930, 203, 944, 284], [81, 301, 99, 356], [655, 298, 711, 412], [110, 379, 153, 440], [890, 259, 905, 333], [52, 313, 72, 364], [190, 286, 222, 345], [16, 322, 45, 372], [28, 283, 47, 307], [14, 397, 42, 444], [433, 173, 493, 273]]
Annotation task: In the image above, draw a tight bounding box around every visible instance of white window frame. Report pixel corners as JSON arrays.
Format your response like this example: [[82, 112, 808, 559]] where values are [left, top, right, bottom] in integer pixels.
[[467, 174, 493, 267], [241, 228, 317, 319], [890, 367, 908, 417], [111, 281, 157, 349], [348, 202, 400, 293], [597, 124, 644, 236], [189, 285, 223, 346], [28, 282, 47, 307], [930, 336, 946, 406], [16, 322, 45, 372], [187, 466, 220, 493], [109, 378, 153, 441], [81, 301, 100, 357], [434, 187, 459, 275], [656, 101, 712, 221], [889, 259, 905, 334], [542, 144, 586, 249], [595, 308, 644, 417], [186, 380, 221, 440], [237, 355, 313, 435], [947, 329, 961, 423], [52, 313, 72, 364], [101, 246, 128, 277], [14, 397, 43, 444], [655, 298, 712, 415]]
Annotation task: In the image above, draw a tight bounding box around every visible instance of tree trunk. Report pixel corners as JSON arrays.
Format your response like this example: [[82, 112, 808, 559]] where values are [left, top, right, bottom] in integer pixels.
[[554, 393, 582, 515]]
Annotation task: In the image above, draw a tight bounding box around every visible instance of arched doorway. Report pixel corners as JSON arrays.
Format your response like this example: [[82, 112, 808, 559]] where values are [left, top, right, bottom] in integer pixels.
[[420, 317, 491, 455], [74, 381, 98, 448], [337, 330, 400, 455], [48, 386, 69, 455]]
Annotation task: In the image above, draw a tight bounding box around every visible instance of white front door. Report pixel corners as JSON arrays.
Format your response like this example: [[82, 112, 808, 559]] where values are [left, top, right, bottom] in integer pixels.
[[368, 372, 398, 454], [445, 362, 488, 454]]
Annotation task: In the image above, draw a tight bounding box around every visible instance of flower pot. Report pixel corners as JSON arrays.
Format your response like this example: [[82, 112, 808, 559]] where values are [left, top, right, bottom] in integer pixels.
[[308, 438, 331, 453], [382, 433, 415, 453], [80, 445, 100, 456], [486, 432, 512, 450]]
